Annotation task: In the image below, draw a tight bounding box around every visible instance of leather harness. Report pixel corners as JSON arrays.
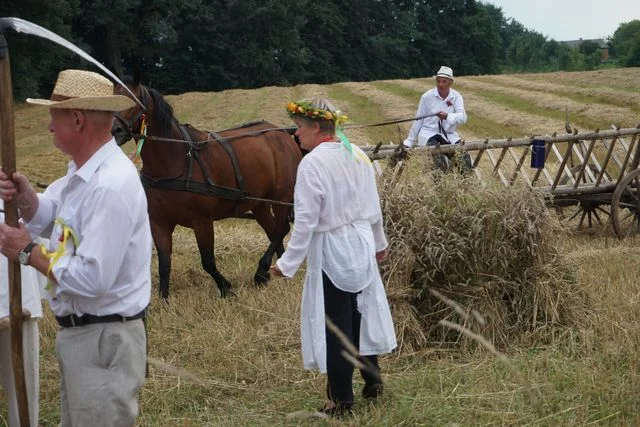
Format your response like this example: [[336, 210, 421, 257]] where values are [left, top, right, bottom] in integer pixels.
[[139, 121, 257, 201]]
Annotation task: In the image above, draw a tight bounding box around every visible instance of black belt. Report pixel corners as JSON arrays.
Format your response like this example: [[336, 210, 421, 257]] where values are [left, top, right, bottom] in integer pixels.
[[56, 309, 147, 328]]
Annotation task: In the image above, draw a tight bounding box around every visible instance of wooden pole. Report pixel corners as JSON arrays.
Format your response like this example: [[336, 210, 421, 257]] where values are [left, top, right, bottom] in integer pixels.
[[0, 33, 30, 427], [361, 128, 640, 159]]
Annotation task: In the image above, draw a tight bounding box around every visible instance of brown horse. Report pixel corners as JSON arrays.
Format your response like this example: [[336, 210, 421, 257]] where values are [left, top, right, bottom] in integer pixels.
[[111, 74, 301, 299]]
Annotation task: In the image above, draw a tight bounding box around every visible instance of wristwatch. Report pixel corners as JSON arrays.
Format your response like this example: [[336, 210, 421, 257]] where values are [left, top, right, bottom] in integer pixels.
[[18, 242, 37, 266]]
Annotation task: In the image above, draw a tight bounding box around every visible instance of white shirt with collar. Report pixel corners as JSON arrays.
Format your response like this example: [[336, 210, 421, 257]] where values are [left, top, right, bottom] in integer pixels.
[[26, 138, 152, 318], [403, 87, 467, 147]]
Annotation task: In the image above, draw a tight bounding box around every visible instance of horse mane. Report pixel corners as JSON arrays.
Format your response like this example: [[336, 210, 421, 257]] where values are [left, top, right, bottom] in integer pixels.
[[147, 87, 175, 136], [122, 75, 175, 136]]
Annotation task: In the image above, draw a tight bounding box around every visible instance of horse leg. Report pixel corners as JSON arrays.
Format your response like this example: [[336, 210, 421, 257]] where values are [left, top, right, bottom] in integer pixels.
[[150, 220, 175, 301], [193, 220, 233, 297], [252, 203, 291, 286], [251, 204, 278, 286], [272, 203, 291, 258]]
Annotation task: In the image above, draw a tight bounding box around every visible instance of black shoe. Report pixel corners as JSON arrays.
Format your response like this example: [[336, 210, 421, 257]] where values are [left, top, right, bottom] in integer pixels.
[[362, 382, 384, 399]]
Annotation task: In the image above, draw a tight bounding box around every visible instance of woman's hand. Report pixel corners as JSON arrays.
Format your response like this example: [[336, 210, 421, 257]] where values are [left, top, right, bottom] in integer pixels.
[[269, 263, 285, 278], [375, 249, 387, 263]]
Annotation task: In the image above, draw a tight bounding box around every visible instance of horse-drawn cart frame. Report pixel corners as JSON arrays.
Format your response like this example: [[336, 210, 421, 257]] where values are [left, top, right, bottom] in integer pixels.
[[363, 126, 640, 238]]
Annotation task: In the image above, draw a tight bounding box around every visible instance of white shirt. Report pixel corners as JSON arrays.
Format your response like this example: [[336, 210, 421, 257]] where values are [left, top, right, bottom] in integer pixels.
[[403, 87, 467, 147], [0, 202, 44, 319], [276, 142, 397, 373], [26, 139, 152, 317]]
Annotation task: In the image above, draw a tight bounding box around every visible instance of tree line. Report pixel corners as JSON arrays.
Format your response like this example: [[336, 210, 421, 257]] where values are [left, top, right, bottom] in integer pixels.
[[2, 0, 639, 100]]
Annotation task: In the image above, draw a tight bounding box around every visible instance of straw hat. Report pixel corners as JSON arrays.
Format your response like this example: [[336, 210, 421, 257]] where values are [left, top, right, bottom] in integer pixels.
[[434, 66, 454, 80], [26, 69, 135, 112]]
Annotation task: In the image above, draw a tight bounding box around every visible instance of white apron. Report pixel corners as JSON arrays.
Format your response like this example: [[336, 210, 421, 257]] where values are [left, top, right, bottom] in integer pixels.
[[300, 221, 397, 373]]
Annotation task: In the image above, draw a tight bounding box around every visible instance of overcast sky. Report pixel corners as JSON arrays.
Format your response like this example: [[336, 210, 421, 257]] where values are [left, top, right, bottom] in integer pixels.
[[484, 0, 640, 41]]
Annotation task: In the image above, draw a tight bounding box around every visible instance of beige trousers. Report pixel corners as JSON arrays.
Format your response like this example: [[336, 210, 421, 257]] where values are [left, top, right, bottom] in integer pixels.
[[0, 318, 40, 427], [56, 319, 146, 427]]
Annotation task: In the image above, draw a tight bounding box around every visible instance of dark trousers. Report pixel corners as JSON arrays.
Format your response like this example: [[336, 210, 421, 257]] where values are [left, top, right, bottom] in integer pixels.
[[427, 135, 473, 172], [323, 271, 381, 407]]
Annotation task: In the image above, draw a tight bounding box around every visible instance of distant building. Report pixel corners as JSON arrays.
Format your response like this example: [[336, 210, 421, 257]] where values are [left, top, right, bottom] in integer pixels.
[[559, 38, 609, 62]]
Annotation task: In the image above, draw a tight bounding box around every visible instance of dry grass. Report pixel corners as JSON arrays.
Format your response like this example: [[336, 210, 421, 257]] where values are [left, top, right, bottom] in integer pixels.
[[518, 68, 640, 92], [334, 81, 421, 144], [2, 68, 640, 425], [470, 74, 640, 115], [457, 78, 639, 130], [379, 154, 592, 352]]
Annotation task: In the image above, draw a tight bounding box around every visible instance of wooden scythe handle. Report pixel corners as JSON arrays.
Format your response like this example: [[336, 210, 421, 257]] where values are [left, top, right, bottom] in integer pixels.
[[0, 33, 31, 427]]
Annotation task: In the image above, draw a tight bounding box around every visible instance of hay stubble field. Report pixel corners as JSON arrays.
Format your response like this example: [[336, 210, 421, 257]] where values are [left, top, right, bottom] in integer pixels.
[[3, 68, 640, 426]]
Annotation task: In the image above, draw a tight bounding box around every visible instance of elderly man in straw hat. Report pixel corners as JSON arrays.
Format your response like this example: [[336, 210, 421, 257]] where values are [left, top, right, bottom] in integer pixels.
[[403, 65, 471, 170], [0, 69, 152, 426]]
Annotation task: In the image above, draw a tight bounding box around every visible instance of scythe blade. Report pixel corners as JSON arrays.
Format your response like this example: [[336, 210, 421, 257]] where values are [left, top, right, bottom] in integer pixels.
[[0, 16, 145, 109]]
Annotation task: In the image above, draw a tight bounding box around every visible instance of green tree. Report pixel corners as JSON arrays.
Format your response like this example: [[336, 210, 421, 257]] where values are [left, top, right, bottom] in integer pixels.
[[610, 20, 640, 64], [579, 40, 600, 56], [625, 38, 640, 66], [72, 0, 190, 79], [0, 0, 80, 100], [557, 44, 585, 71]]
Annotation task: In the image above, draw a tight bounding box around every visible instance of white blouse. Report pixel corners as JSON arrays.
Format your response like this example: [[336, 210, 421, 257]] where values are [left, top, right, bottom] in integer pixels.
[[277, 142, 397, 373]]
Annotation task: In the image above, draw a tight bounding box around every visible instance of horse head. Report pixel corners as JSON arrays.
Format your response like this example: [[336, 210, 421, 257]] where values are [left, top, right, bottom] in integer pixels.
[[112, 71, 149, 146], [112, 72, 177, 147]]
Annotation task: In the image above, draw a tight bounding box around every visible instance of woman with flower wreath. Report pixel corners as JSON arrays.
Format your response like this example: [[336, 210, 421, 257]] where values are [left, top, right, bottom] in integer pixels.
[[270, 98, 396, 417]]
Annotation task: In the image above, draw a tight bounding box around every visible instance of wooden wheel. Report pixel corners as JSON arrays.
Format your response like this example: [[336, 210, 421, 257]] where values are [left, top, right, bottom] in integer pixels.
[[557, 199, 610, 229], [611, 168, 640, 238], [555, 165, 610, 229]]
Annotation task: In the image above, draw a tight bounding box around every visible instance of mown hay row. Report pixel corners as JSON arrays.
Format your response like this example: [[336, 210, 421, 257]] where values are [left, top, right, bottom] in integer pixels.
[[518, 68, 640, 92], [170, 85, 297, 130], [379, 154, 592, 352], [471, 74, 640, 113], [457, 78, 640, 129], [336, 81, 431, 143]]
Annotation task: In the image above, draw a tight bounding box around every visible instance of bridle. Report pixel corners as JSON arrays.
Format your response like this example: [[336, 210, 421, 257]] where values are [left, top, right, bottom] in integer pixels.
[[113, 85, 150, 145]]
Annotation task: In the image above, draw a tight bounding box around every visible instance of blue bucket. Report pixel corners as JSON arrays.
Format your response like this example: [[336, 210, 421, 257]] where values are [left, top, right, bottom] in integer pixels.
[[530, 139, 546, 168]]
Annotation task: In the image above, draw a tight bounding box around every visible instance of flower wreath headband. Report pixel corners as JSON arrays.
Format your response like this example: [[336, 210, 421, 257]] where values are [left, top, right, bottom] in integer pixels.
[[286, 100, 349, 126], [286, 100, 369, 163]]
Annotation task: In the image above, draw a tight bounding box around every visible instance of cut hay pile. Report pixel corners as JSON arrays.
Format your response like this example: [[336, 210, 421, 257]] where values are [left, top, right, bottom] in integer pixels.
[[378, 153, 592, 353]]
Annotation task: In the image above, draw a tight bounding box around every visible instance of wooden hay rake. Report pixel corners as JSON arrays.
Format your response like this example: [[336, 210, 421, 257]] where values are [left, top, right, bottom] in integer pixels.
[[362, 126, 640, 238]]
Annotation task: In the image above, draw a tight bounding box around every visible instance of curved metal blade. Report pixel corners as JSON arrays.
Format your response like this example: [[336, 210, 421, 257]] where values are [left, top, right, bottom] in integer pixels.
[[0, 17, 144, 109]]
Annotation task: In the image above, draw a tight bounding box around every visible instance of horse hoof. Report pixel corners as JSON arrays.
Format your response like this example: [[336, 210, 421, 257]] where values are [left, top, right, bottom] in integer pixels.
[[219, 286, 234, 298], [254, 272, 271, 287]]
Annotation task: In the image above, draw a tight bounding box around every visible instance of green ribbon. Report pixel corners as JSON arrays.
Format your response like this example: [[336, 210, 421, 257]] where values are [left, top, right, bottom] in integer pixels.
[[337, 127, 353, 155], [135, 137, 145, 158]]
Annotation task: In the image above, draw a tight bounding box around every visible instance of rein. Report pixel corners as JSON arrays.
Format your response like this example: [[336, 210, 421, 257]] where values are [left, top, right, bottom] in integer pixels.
[[118, 88, 435, 208], [126, 113, 436, 145]]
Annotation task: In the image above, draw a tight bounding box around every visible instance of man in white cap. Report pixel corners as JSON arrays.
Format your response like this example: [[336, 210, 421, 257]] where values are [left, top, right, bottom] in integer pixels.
[[403, 65, 470, 170], [0, 69, 152, 426]]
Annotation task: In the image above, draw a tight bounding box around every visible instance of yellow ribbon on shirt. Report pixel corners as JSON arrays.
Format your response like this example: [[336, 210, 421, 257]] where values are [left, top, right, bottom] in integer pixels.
[[39, 218, 79, 297]]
